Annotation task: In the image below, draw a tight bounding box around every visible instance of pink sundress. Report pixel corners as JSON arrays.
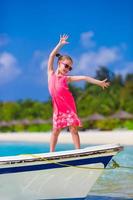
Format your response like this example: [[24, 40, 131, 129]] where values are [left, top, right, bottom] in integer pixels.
[[48, 72, 82, 130]]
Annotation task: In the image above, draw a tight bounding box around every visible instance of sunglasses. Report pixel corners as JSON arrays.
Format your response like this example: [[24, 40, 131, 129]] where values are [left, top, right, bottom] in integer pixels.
[[61, 62, 72, 71]]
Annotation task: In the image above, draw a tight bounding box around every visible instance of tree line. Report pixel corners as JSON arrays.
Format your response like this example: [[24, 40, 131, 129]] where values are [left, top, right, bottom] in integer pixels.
[[0, 67, 133, 131]]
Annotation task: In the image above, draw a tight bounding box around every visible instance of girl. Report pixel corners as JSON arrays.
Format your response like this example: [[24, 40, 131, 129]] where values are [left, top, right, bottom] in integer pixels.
[[48, 34, 110, 152]]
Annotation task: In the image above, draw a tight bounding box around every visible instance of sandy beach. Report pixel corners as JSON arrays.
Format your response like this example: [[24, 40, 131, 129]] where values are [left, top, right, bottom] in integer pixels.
[[0, 130, 133, 145]]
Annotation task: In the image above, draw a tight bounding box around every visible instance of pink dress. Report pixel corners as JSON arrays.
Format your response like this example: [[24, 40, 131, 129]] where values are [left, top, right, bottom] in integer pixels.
[[48, 72, 82, 130]]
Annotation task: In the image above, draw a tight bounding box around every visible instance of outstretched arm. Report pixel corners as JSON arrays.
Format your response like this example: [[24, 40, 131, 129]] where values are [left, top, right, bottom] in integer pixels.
[[68, 76, 110, 89], [47, 34, 69, 75]]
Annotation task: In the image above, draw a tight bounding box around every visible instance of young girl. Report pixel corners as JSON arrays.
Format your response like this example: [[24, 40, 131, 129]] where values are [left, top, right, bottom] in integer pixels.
[[48, 34, 110, 152]]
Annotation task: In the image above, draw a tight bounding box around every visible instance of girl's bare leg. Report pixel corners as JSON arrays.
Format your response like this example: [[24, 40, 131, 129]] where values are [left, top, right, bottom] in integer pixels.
[[69, 126, 80, 149], [50, 128, 61, 152]]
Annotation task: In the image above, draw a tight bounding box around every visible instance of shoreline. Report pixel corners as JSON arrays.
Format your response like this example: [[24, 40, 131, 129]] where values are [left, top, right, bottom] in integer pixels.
[[0, 130, 133, 145]]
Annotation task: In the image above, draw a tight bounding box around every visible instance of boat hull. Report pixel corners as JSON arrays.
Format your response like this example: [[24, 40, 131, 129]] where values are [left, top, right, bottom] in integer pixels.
[[0, 144, 122, 200]]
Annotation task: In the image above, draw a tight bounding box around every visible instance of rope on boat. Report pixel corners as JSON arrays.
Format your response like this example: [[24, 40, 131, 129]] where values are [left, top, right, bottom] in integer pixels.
[[21, 154, 133, 170]]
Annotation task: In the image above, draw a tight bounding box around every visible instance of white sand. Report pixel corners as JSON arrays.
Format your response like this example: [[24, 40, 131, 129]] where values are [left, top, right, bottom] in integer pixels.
[[0, 130, 133, 145]]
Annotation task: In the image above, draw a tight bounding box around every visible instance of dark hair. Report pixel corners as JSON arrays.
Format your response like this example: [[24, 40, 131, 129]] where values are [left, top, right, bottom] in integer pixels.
[[56, 53, 62, 58], [56, 53, 73, 63]]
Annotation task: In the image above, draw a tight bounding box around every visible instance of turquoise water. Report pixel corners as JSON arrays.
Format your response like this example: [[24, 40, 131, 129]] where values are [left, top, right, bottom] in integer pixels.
[[0, 142, 133, 200]]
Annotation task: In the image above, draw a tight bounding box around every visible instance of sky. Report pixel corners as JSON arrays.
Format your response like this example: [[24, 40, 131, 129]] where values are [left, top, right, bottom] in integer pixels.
[[0, 0, 133, 101]]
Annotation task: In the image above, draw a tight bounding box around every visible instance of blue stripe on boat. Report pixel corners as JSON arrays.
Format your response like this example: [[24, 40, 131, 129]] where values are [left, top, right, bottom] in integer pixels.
[[39, 198, 85, 200], [0, 155, 112, 175]]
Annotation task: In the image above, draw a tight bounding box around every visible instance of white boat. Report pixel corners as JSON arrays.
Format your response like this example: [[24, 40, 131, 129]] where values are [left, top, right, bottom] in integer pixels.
[[0, 144, 123, 200]]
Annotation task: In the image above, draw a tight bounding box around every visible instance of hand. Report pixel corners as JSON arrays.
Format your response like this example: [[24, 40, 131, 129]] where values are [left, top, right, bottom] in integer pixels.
[[59, 34, 69, 45], [100, 78, 110, 89]]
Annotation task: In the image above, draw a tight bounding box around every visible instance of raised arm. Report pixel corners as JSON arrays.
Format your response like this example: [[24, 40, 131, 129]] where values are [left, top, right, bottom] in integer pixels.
[[68, 76, 110, 89], [47, 34, 69, 75]]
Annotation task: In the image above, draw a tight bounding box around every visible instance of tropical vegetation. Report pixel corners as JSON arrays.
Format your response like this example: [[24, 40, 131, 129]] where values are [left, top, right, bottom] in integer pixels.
[[0, 67, 133, 132]]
